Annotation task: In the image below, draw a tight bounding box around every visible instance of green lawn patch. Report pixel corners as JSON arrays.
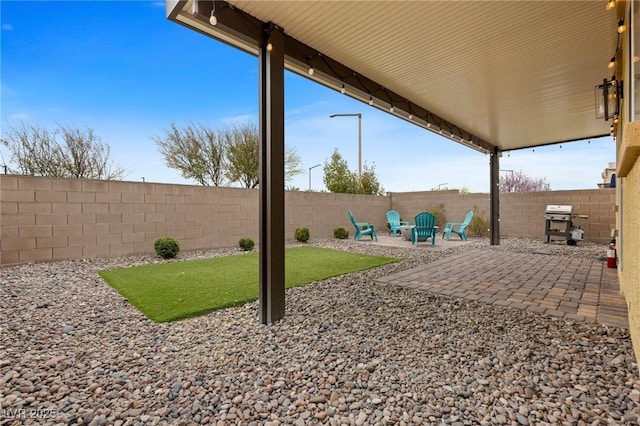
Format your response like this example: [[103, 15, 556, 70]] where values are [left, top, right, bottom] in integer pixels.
[[99, 246, 399, 322]]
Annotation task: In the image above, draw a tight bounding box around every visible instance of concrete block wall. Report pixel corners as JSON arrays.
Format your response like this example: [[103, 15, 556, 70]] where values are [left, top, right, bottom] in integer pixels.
[[286, 191, 390, 240], [499, 189, 616, 242], [0, 175, 614, 266], [0, 176, 261, 265], [0, 176, 392, 265], [390, 190, 490, 227]]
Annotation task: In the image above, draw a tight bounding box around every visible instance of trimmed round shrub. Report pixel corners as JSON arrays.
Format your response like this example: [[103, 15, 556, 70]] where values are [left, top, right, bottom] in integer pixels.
[[154, 237, 180, 259], [295, 227, 310, 243], [239, 237, 255, 251], [333, 226, 349, 239]]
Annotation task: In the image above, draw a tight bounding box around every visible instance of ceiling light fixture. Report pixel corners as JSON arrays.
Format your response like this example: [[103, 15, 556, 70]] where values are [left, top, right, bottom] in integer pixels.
[[209, 1, 217, 25]]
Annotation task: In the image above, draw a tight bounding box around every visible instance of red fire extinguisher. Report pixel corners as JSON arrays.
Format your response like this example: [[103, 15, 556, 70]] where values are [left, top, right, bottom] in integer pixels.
[[607, 241, 617, 269]]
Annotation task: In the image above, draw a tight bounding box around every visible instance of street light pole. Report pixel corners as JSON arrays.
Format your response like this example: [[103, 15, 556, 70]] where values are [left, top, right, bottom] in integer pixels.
[[308, 163, 322, 190], [329, 113, 362, 179]]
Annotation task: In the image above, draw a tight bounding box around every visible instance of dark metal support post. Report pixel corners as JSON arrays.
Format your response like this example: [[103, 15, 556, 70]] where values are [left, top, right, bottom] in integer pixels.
[[258, 26, 285, 324], [490, 147, 500, 245]]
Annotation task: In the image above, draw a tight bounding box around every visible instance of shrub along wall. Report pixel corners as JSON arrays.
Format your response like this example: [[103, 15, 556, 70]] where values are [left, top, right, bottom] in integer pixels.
[[0, 175, 614, 265]]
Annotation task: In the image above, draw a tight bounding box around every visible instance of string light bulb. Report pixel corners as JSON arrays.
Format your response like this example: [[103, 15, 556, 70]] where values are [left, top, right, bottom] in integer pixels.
[[608, 56, 616, 69], [308, 66, 314, 75], [209, 1, 217, 26], [389, 104, 394, 113], [266, 42, 273, 51], [614, 115, 619, 124], [408, 113, 413, 120], [606, 0, 616, 10], [618, 19, 626, 33], [340, 83, 346, 94], [368, 96, 373, 106]]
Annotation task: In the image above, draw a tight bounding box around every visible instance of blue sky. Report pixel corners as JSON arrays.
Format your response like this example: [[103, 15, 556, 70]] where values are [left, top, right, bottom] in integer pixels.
[[1, 1, 615, 193]]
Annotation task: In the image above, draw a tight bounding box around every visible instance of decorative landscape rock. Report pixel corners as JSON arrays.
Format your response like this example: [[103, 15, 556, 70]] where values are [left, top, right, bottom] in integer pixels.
[[0, 238, 638, 425]]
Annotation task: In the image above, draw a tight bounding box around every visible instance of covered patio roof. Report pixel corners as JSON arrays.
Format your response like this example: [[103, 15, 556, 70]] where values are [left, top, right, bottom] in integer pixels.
[[168, 0, 617, 153], [166, 0, 621, 323]]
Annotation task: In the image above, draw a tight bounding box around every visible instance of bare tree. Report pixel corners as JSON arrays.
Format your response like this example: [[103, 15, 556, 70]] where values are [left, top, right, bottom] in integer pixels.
[[59, 125, 126, 179], [224, 122, 260, 188], [224, 121, 302, 188], [1, 121, 126, 180], [154, 123, 226, 186], [155, 120, 301, 188], [499, 170, 551, 192]]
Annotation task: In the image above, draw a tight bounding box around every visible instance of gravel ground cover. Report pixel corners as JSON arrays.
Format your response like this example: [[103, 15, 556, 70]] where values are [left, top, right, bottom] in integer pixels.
[[1, 237, 639, 425]]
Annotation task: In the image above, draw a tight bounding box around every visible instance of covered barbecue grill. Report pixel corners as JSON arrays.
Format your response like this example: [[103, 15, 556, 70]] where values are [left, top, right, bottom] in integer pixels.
[[544, 205, 588, 245]]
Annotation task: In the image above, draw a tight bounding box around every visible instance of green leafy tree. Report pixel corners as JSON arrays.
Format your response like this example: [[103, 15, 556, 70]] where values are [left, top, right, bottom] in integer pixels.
[[323, 148, 384, 195], [323, 148, 358, 193], [359, 163, 385, 195], [224, 121, 302, 188], [1, 121, 126, 180], [154, 122, 226, 186]]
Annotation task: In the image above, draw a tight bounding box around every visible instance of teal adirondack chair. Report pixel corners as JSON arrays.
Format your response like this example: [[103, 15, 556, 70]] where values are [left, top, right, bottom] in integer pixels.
[[412, 211, 437, 246], [348, 211, 377, 241], [386, 210, 409, 237], [442, 210, 474, 241]]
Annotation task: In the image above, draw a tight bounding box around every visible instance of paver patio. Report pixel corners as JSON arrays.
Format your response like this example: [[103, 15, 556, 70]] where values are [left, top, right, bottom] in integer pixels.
[[375, 248, 628, 329]]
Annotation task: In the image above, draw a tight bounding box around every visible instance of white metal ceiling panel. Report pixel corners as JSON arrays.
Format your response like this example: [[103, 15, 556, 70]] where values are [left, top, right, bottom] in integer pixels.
[[194, 1, 619, 151]]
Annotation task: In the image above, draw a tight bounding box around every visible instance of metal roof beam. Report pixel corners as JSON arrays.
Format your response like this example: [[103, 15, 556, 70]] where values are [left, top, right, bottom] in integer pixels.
[[179, 0, 496, 153]]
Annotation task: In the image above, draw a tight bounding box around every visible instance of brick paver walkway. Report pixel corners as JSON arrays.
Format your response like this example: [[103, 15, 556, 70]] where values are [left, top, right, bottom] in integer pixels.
[[375, 249, 628, 328]]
